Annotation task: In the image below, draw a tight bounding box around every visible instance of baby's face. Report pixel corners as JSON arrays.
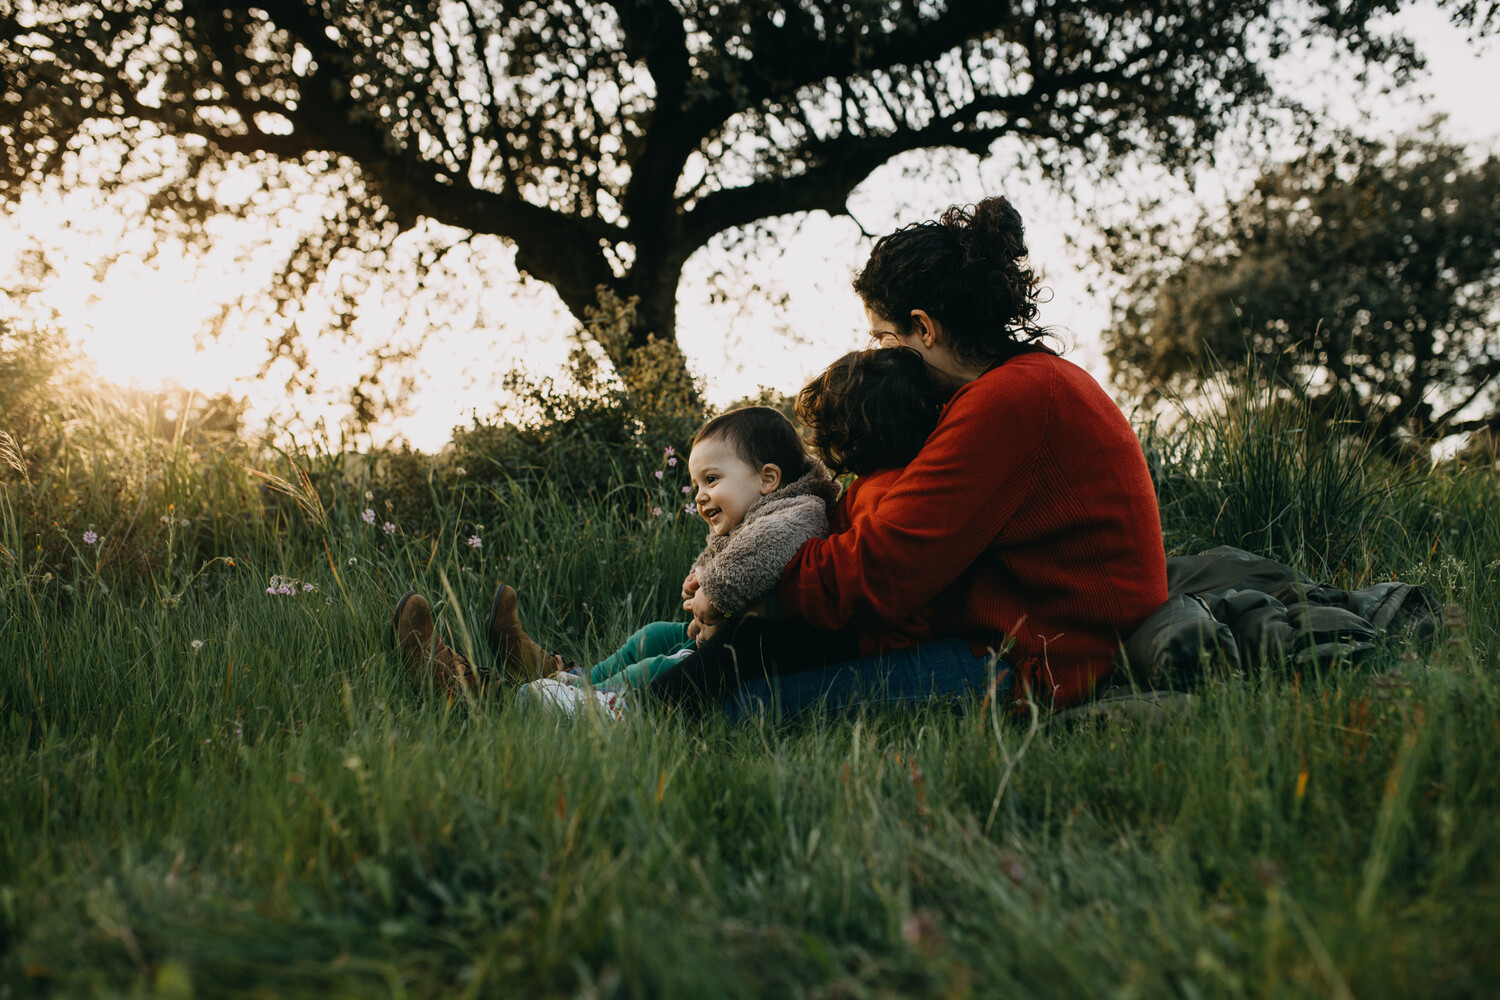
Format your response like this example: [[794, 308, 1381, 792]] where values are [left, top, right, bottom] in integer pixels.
[[688, 437, 775, 536]]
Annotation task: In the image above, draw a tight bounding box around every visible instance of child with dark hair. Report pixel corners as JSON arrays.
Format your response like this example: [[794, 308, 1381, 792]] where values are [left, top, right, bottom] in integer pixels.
[[789, 346, 950, 652], [796, 346, 947, 479], [579, 406, 838, 691]]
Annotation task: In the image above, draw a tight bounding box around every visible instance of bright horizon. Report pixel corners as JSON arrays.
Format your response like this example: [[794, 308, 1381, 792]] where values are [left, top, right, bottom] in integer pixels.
[[4, 3, 1496, 452]]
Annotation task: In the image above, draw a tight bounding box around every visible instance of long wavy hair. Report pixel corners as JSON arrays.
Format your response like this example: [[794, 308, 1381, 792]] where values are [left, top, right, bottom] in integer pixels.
[[853, 196, 1057, 367]]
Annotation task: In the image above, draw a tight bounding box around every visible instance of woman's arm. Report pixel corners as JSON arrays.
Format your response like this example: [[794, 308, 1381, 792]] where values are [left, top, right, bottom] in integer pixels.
[[779, 365, 1051, 631]]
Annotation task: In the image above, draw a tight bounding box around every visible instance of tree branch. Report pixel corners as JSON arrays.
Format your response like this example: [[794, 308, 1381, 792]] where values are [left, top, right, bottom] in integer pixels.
[[603, 0, 694, 224], [682, 114, 1017, 251]]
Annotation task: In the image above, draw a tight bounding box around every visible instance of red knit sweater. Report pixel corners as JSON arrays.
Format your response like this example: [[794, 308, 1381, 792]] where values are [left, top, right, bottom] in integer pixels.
[[778, 352, 1168, 708], [828, 469, 937, 652]]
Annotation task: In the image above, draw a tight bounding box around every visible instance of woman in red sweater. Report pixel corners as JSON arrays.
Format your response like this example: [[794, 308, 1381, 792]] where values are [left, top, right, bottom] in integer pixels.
[[653, 197, 1168, 712]]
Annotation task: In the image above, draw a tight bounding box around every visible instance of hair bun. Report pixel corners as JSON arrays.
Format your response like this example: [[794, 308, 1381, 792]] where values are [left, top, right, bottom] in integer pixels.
[[941, 197, 1028, 268], [854, 195, 1052, 365]]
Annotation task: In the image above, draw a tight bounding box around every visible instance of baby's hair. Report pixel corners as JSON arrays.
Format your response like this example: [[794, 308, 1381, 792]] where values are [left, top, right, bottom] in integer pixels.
[[796, 348, 946, 478], [692, 405, 809, 482]]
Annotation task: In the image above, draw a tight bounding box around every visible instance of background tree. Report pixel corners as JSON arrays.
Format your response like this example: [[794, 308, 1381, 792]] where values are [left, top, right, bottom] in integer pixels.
[[1, 0, 1493, 413], [1102, 126, 1500, 444]]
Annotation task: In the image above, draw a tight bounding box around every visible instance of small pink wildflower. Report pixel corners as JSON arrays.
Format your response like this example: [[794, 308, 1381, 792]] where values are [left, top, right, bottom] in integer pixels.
[[653, 470, 664, 480], [302, 582, 314, 592], [667, 456, 677, 467], [664, 446, 675, 456], [382, 521, 396, 534], [682, 485, 693, 494], [684, 502, 697, 514], [652, 506, 663, 517], [467, 535, 482, 549], [82, 530, 98, 545], [362, 508, 376, 523]]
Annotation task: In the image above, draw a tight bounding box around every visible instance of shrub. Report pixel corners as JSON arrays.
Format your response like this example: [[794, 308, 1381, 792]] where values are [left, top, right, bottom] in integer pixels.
[[449, 288, 706, 499], [1141, 360, 1428, 584]]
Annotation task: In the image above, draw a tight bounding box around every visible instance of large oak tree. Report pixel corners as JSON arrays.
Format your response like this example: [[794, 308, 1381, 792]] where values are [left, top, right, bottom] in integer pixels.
[[2, 0, 1491, 396]]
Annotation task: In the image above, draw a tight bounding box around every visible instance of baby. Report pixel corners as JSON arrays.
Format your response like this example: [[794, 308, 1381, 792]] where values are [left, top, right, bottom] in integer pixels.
[[505, 406, 838, 706]]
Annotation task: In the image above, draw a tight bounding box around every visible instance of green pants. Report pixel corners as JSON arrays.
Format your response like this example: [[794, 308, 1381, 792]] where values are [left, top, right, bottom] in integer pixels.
[[589, 621, 695, 691]]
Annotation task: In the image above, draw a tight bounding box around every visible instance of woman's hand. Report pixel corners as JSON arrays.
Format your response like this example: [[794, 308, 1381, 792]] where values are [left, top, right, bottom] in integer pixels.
[[685, 588, 722, 625], [680, 569, 700, 602], [687, 617, 719, 643]]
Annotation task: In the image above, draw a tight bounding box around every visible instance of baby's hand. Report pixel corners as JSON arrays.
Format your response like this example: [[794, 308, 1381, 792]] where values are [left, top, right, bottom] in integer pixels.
[[688, 617, 719, 644], [681, 569, 700, 602]]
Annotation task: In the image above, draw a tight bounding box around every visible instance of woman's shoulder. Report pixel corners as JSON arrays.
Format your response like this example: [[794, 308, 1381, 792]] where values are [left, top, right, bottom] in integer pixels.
[[951, 352, 1113, 414], [934, 352, 1128, 456], [978, 350, 1095, 391]]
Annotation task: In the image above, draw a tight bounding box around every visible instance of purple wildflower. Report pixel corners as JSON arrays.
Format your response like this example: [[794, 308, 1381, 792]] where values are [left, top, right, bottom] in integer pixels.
[[654, 470, 664, 480], [652, 506, 663, 517], [467, 535, 482, 549], [382, 521, 396, 534], [362, 508, 376, 523], [667, 456, 677, 467], [82, 530, 98, 545]]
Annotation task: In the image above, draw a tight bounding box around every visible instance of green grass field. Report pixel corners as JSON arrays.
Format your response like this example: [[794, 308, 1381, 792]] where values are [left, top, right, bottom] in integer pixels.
[[3, 381, 1499, 998]]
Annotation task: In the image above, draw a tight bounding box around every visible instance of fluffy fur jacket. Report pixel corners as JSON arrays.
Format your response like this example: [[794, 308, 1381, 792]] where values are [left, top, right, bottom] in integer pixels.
[[692, 456, 840, 617]]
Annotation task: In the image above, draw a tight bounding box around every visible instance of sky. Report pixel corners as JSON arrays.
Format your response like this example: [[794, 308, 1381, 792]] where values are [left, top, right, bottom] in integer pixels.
[[4, 3, 1497, 452]]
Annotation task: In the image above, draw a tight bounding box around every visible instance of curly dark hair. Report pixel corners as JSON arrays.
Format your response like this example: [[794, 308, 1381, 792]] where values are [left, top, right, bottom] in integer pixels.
[[796, 348, 947, 478], [692, 405, 809, 480], [853, 196, 1054, 366]]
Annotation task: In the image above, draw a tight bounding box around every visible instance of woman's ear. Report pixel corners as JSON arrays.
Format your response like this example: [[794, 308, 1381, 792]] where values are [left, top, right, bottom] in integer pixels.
[[758, 463, 783, 494], [909, 309, 941, 348]]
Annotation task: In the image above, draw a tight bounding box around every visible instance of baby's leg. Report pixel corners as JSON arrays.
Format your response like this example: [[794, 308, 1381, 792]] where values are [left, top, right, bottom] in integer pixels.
[[588, 621, 692, 686], [597, 646, 699, 692]]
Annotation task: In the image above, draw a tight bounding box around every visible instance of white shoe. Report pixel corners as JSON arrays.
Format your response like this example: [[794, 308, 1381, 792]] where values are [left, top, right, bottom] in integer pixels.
[[515, 677, 627, 721]]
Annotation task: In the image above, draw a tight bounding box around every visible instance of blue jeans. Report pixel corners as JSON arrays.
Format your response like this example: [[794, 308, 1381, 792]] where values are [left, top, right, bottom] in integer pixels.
[[724, 638, 1013, 719]]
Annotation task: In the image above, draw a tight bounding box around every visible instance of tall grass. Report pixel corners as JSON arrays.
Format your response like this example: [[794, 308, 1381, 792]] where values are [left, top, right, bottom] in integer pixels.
[[1141, 366, 1431, 585], [2, 345, 1498, 997]]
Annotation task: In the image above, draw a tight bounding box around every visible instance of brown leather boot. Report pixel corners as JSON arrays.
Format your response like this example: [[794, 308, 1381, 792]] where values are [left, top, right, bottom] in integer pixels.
[[392, 591, 482, 693], [486, 583, 562, 681]]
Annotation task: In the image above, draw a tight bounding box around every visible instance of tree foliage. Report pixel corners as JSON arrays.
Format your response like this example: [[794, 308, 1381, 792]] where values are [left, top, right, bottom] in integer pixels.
[[1103, 127, 1500, 443], [1, 0, 1492, 407]]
